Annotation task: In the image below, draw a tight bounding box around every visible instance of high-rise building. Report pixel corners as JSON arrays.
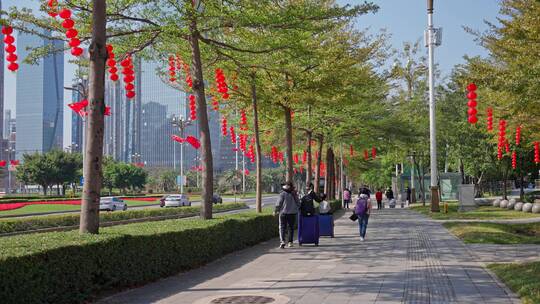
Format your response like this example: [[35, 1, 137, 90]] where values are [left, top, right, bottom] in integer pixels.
[[70, 80, 85, 153], [15, 32, 64, 159]]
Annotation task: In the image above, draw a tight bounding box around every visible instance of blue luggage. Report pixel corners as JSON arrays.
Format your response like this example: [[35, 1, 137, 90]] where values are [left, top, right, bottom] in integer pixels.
[[298, 214, 319, 246], [319, 214, 334, 237]]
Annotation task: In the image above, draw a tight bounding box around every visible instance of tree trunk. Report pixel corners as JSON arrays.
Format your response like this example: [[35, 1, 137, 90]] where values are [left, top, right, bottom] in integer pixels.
[[189, 13, 213, 219], [42, 184, 48, 196], [250, 73, 262, 213], [283, 105, 294, 183], [306, 130, 312, 186], [459, 158, 465, 184], [335, 153, 341, 200], [324, 147, 335, 200], [80, 0, 107, 234], [314, 136, 323, 194]]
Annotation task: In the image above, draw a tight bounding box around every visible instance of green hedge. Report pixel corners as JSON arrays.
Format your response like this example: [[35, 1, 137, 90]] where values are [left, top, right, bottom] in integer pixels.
[[0, 194, 165, 204], [0, 202, 247, 234], [0, 211, 277, 304]]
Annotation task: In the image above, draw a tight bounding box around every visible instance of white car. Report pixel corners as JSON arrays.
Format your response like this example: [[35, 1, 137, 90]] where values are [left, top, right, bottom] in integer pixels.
[[99, 197, 128, 211], [164, 194, 191, 207]]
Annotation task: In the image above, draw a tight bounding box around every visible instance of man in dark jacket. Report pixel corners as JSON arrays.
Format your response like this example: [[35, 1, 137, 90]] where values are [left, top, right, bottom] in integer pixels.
[[274, 181, 300, 249], [300, 183, 323, 217]]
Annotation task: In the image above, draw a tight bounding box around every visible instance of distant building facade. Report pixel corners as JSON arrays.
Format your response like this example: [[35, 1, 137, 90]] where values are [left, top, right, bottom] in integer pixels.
[[15, 31, 64, 159]]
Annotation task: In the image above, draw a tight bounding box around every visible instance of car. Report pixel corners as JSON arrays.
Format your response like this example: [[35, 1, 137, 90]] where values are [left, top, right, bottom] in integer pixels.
[[213, 194, 223, 204], [163, 194, 191, 207], [99, 197, 127, 211]]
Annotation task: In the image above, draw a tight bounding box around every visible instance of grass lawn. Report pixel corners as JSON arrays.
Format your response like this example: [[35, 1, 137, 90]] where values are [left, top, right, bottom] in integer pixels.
[[443, 222, 540, 244], [0, 200, 158, 217], [410, 202, 540, 220], [489, 261, 540, 304]]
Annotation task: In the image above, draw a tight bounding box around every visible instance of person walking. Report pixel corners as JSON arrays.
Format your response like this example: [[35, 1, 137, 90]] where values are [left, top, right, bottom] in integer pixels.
[[385, 187, 394, 201], [359, 185, 371, 198], [354, 192, 372, 241], [274, 181, 300, 249], [375, 189, 383, 210], [343, 188, 351, 209], [300, 183, 322, 217], [406, 186, 412, 205]]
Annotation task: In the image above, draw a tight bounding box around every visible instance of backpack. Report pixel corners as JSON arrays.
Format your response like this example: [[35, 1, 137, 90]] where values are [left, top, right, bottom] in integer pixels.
[[355, 198, 368, 216], [300, 194, 316, 216]]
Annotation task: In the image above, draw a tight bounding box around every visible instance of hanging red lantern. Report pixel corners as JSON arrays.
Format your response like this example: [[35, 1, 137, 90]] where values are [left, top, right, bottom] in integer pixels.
[[505, 139, 510, 154], [515, 126, 521, 146], [349, 145, 354, 157], [497, 146, 503, 161], [486, 108, 493, 131], [214, 68, 229, 99], [534, 142, 540, 165], [302, 150, 307, 164], [58, 8, 72, 19], [0, 160, 6, 167], [62, 19, 75, 29], [364, 150, 369, 161], [66, 29, 78, 39], [185, 136, 201, 149], [211, 96, 219, 111], [371, 147, 377, 159], [511, 151, 517, 169], [240, 109, 248, 131], [466, 83, 478, 124], [497, 119, 507, 160], [293, 153, 299, 164]]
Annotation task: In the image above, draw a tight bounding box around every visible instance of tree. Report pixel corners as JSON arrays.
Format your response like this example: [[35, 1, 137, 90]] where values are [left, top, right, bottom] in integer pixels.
[[16, 153, 55, 195]]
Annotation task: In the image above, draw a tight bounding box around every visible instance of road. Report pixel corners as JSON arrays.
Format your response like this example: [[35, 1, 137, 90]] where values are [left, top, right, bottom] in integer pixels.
[[2, 195, 279, 219]]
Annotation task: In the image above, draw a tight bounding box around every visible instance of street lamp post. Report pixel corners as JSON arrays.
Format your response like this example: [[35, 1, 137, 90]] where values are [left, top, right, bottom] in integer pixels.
[[5, 147, 15, 194], [426, 0, 441, 212], [410, 151, 417, 204], [171, 115, 191, 194]]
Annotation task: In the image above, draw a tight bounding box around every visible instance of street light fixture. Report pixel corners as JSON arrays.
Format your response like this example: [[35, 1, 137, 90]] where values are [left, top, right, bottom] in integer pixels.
[[171, 114, 192, 194]]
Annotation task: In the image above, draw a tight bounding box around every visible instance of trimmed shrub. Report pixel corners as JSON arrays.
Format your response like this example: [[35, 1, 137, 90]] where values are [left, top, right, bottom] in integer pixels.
[[0, 202, 247, 234], [0, 211, 277, 304]]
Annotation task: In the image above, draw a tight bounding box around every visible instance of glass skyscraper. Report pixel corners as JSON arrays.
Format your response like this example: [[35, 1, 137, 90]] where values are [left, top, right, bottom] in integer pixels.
[[15, 32, 64, 159]]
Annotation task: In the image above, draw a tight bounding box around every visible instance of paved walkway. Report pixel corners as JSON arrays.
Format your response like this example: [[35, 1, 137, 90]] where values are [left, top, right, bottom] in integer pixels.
[[99, 209, 520, 304]]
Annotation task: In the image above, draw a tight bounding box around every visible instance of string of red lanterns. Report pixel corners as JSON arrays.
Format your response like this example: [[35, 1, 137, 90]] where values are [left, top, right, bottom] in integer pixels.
[[363, 149, 369, 161], [511, 151, 517, 170], [121, 56, 136, 99], [293, 153, 299, 164], [240, 109, 248, 131], [515, 125, 521, 146], [497, 119, 506, 160], [349, 145, 354, 157], [215, 68, 229, 100], [486, 108, 493, 131], [58, 8, 83, 57], [371, 147, 377, 159], [189, 94, 197, 120], [2, 26, 19, 72], [239, 134, 247, 153], [534, 142, 539, 165], [230, 126, 236, 144], [221, 117, 228, 137], [248, 144, 255, 163], [211, 96, 219, 111], [106, 44, 119, 82], [168, 56, 176, 83], [466, 83, 478, 124]]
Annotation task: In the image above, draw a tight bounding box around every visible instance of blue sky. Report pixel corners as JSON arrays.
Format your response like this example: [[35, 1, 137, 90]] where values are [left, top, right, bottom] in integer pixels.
[[3, 0, 502, 147]]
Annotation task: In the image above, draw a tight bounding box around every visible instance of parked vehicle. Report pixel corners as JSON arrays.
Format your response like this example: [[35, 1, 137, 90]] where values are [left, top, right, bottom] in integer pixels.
[[99, 197, 128, 211], [213, 194, 223, 204], [163, 194, 191, 207]]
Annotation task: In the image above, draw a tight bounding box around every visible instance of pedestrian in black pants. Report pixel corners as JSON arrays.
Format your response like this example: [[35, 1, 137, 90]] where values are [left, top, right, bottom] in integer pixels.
[[274, 181, 300, 249]]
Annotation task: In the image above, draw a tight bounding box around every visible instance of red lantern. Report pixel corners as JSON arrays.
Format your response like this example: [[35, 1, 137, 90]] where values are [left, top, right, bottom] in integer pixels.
[[364, 150, 369, 161], [371, 147, 377, 159], [349, 145, 354, 157], [186, 136, 201, 149], [302, 150, 307, 164], [168, 55, 176, 83], [62, 19, 75, 29], [534, 142, 540, 165], [515, 126, 521, 146], [7, 62, 18, 72], [4, 35, 14, 44], [126, 90, 136, 99], [47, 0, 59, 17], [1, 26, 13, 35], [121, 56, 136, 99], [66, 29, 78, 39], [5, 44, 16, 53], [293, 153, 299, 164], [71, 47, 83, 56], [0, 160, 6, 167], [189, 94, 197, 120], [68, 38, 81, 47], [511, 151, 517, 169], [214, 68, 229, 99], [497, 119, 507, 160], [6, 53, 17, 62], [58, 8, 72, 19], [466, 83, 478, 124], [486, 108, 493, 131], [106, 45, 119, 82]]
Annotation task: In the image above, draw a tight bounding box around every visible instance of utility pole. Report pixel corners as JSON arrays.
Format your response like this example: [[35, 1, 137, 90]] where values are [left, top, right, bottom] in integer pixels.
[[426, 0, 442, 212]]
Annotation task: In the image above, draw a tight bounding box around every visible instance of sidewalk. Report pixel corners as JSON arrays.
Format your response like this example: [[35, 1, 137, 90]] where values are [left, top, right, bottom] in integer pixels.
[[99, 209, 520, 304]]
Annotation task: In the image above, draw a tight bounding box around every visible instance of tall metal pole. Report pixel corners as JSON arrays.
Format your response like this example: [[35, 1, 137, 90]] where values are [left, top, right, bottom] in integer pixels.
[[242, 154, 246, 194], [340, 144, 344, 207], [410, 152, 416, 203], [427, 0, 440, 212], [180, 128, 185, 194]]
